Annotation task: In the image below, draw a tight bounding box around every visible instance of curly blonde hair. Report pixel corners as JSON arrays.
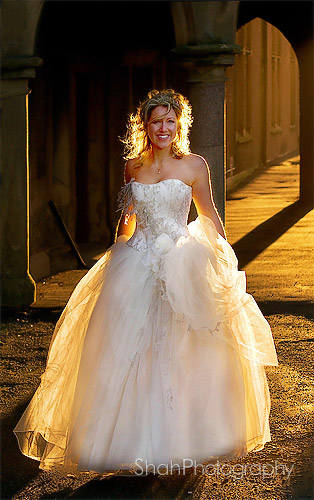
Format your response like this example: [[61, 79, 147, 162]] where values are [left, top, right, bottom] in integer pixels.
[[121, 89, 193, 164]]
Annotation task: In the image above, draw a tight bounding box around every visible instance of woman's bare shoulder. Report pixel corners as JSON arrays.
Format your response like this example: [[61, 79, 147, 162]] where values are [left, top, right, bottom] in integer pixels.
[[185, 153, 208, 168], [124, 158, 140, 182], [183, 153, 210, 182]]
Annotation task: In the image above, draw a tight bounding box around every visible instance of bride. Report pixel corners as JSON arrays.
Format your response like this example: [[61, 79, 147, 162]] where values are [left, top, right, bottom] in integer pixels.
[[115, 89, 226, 243], [13, 89, 278, 476]]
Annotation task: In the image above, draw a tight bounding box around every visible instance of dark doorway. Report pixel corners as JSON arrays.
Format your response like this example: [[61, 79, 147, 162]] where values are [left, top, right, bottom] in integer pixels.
[[75, 72, 90, 243]]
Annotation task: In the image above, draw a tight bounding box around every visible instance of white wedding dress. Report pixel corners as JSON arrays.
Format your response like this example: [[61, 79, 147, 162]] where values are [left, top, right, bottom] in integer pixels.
[[13, 177, 278, 474]]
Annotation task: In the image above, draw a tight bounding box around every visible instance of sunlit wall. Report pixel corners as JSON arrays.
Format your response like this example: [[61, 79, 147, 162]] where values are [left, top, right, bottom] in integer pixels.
[[225, 18, 299, 189]]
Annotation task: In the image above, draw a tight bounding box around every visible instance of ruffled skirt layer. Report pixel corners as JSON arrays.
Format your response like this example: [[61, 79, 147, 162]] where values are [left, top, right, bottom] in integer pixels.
[[13, 215, 278, 473]]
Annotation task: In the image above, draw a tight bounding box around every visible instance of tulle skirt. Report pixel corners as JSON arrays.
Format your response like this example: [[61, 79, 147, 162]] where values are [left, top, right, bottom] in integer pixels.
[[13, 215, 278, 474]]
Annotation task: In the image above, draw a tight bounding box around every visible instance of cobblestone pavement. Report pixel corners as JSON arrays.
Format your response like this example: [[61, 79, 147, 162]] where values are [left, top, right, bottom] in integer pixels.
[[1, 157, 313, 500]]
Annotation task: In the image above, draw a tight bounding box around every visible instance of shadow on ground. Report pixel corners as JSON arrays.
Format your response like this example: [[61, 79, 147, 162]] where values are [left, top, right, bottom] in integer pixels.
[[233, 200, 313, 269]]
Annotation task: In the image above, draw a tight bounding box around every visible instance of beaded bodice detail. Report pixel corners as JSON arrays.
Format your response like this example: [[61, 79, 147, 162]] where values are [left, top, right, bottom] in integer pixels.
[[116, 178, 193, 253]]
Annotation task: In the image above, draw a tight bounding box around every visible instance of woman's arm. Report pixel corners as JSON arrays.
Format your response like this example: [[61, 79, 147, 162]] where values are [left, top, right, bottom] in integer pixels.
[[115, 213, 136, 242], [190, 155, 227, 240], [114, 160, 137, 242]]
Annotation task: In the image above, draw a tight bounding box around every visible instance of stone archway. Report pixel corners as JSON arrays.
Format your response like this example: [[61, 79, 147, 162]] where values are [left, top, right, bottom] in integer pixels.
[[237, 0, 314, 205], [1, 0, 177, 306], [225, 17, 300, 191], [1, 0, 242, 306]]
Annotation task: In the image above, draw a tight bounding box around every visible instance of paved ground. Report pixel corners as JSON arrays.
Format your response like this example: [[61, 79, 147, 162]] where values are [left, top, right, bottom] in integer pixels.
[[1, 157, 313, 500]]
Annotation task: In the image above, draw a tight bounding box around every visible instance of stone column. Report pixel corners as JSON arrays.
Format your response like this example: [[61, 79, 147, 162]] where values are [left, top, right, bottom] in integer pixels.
[[171, 44, 241, 224], [1, 57, 43, 306], [296, 39, 314, 206]]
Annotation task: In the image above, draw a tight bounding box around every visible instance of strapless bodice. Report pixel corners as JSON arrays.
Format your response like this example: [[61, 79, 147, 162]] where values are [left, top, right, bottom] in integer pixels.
[[116, 178, 193, 253]]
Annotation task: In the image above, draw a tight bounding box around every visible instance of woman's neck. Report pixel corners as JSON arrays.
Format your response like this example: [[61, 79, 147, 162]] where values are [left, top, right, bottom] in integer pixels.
[[149, 145, 172, 165]]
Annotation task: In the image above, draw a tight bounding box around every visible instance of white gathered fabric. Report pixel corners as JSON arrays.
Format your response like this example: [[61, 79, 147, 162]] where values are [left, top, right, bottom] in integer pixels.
[[13, 177, 278, 474]]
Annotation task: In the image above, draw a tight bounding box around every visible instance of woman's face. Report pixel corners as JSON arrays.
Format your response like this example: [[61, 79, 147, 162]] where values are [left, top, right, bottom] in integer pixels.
[[146, 106, 178, 150]]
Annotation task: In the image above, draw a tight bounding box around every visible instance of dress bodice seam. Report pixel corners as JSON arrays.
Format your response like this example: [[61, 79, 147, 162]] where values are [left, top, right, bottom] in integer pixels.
[[129, 177, 192, 191]]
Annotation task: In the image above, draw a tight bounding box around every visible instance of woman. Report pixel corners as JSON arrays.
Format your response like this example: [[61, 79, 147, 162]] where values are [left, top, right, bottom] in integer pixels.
[[14, 89, 278, 476], [115, 89, 226, 243]]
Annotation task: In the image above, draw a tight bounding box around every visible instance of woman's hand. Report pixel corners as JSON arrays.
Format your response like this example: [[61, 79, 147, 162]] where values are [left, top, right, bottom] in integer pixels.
[[115, 234, 130, 244]]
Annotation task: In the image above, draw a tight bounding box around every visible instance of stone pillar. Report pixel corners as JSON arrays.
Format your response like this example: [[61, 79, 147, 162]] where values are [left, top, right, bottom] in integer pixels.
[[296, 38, 314, 206], [1, 57, 43, 306], [172, 44, 241, 224], [187, 70, 226, 223]]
